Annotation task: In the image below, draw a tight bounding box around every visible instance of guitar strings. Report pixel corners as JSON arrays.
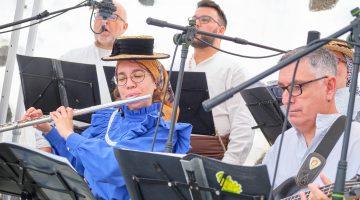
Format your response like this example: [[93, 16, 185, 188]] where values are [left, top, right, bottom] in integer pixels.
[[283, 180, 360, 200]]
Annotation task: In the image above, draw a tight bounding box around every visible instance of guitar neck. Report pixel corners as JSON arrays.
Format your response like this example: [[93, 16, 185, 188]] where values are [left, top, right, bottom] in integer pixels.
[[281, 180, 360, 200]]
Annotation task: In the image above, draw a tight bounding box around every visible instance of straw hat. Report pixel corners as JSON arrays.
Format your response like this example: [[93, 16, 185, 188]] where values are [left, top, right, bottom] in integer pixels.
[[324, 40, 353, 59], [102, 35, 169, 61]]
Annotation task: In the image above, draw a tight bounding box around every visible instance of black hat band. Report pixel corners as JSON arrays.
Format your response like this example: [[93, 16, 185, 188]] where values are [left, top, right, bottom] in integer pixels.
[[110, 38, 154, 57]]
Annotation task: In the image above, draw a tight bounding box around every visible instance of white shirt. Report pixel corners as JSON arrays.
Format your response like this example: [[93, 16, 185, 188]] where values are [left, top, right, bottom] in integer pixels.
[[263, 113, 360, 188], [335, 87, 360, 121], [186, 52, 256, 165], [60, 44, 116, 104]]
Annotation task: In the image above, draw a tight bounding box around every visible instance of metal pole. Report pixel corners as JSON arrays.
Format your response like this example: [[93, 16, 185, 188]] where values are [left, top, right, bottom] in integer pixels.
[[12, 0, 43, 143], [0, 0, 26, 141]]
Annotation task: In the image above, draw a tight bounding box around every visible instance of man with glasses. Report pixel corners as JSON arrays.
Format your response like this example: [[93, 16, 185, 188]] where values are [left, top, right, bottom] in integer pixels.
[[262, 47, 360, 199], [186, 0, 256, 165], [60, 0, 128, 104]]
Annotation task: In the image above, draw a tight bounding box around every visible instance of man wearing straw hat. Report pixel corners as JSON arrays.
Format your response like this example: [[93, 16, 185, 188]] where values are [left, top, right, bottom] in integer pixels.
[[324, 40, 360, 121]]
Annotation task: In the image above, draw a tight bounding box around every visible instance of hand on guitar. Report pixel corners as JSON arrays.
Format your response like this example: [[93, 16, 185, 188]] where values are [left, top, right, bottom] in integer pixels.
[[300, 173, 332, 200], [50, 106, 74, 140]]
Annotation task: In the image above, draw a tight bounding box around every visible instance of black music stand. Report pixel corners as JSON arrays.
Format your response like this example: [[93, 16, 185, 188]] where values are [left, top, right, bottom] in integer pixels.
[[17, 54, 101, 124], [103, 65, 116, 101], [114, 149, 191, 200], [170, 71, 215, 135], [114, 149, 271, 200], [182, 154, 271, 200], [0, 142, 95, 200], [240, 86, 291, 145]]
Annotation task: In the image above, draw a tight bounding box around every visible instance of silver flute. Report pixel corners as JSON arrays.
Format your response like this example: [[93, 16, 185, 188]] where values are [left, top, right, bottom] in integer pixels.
[[0, 94, 152, 133]]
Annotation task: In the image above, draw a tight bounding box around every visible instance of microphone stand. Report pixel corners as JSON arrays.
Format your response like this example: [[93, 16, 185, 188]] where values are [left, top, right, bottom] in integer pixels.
[[332, 8, 360, 200], [0, 1, 98, 31], [164, 19, 197, 153], [146, 17, 286, 153]]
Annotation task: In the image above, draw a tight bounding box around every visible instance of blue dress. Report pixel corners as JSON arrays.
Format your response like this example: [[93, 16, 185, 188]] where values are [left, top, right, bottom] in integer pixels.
[[44, 103, 192, 200]]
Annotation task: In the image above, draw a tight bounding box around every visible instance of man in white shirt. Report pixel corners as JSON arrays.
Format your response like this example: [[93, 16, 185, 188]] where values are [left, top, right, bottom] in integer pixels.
[[60, 0, 128, 103], [263, 47, 360, 199], [186, 0, 256, 165]]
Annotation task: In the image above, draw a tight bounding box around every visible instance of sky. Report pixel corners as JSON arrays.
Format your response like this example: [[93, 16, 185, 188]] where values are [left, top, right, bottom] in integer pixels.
[[0, 0, 359, 117]]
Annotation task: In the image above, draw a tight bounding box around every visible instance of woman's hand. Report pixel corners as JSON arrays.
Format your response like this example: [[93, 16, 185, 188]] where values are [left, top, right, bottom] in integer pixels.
[[50, 106, 74, 140], [22, 107, 52, 133]]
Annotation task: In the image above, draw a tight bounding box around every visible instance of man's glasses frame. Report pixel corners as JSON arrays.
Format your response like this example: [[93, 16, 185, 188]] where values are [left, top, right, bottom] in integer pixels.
[[277, 76, 328, 98], [94, 12, 125, 23], [189, 15, 222, 27]]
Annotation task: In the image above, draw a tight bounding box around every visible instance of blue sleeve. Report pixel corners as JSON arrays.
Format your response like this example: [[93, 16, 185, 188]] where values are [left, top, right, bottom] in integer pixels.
[[44, 128, 85, 176], [172, 123, 192, 154], [65, 133, 125, 186]]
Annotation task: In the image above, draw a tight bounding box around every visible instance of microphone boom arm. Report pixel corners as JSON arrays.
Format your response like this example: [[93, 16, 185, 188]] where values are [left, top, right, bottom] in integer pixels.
[[0, 0, 102, 32], [146, 17, 287, 53]]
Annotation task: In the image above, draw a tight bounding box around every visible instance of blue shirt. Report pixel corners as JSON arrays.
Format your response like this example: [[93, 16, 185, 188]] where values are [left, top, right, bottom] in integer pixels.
[[44, 103, 192, 200], [262, 113, 360, 188]]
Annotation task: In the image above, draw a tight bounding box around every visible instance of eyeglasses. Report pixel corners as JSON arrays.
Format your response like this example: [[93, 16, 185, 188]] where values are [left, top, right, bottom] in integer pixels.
[[94, 12, 125, 22], [268, 85, 284, 102], [189, 15, 221, 26], [276, 76, 328, 98], [115, 70, 148, 86]]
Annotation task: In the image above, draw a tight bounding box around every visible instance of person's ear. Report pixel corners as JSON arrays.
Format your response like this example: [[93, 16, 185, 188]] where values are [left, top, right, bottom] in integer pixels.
[[152, 81, 157, 91], [217, 25, 226, 34], [122, 22, 128, 31], [325, 76, 336, 101]]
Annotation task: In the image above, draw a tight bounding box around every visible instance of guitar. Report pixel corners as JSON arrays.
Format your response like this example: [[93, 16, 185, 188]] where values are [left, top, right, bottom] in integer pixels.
[[280, 175, 360, 200]]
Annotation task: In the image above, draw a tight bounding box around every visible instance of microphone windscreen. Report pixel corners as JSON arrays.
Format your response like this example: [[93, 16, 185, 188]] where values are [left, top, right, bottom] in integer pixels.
[[307, 31, 320, 44], [138, 0, 155, 6]]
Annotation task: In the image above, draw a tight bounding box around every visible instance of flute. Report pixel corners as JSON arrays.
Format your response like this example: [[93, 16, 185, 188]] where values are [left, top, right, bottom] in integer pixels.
[[0, 94, 152, 133]]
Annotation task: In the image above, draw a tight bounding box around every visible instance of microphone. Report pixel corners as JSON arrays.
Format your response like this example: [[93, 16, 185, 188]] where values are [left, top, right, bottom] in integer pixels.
[[173, 33, 182, 45], [307, 31, 320, 44], [101, 20, 106, 32], [96, 0, 116, 33], [97, 0, 116, 20], [138, 0, 155, 6]]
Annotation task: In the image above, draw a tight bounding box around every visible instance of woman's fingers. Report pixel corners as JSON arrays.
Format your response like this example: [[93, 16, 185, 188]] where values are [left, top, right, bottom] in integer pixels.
[[22, 107, 43, 121], [66, 107, 74, 118]]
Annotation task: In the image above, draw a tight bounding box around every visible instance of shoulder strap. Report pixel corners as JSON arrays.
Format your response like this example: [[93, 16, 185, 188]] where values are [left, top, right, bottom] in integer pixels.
[[315, 115, 346, 157], [296, 115, 346, 187]]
